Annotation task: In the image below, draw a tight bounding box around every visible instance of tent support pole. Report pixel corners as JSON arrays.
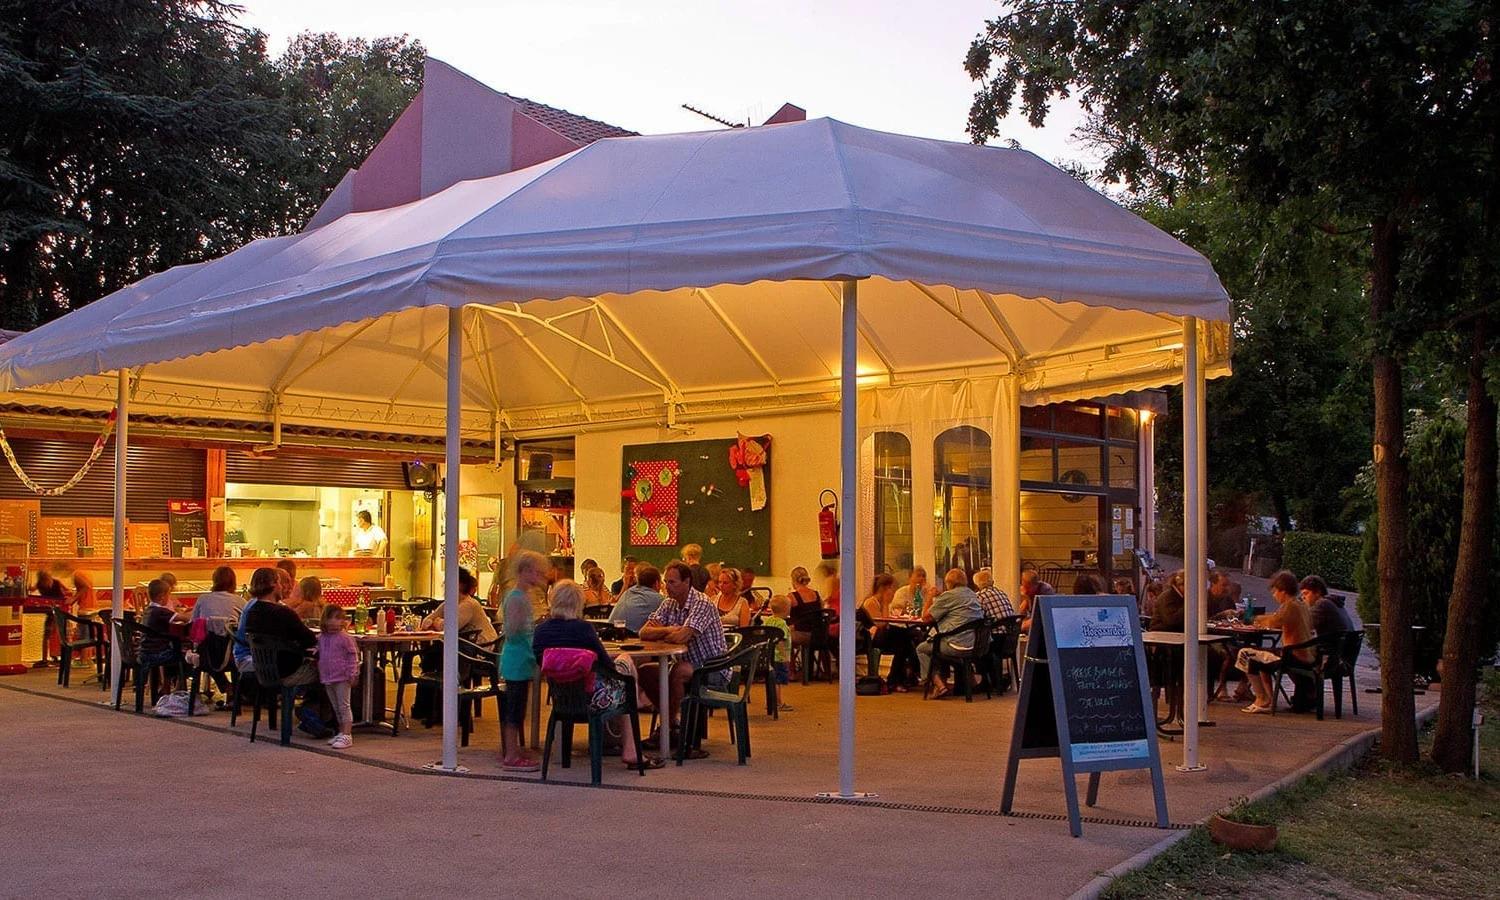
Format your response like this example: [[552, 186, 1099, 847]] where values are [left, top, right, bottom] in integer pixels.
[[110, 371, 128, 699], [1179, 317, 1205, 772], [820, 279, 871, 799], [438, 306, 462, 772]]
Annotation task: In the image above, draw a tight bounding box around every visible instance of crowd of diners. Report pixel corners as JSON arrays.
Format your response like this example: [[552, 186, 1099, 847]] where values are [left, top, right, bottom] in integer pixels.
[[43, 540, 1357, 769], [1138, 565, 1355, 714]]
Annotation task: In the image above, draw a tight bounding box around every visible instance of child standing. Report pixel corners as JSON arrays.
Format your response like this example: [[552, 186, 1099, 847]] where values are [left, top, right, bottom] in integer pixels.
[[763, 594, 794, 712], [499, 550, 548, 772], [318, 604, 360, 750]]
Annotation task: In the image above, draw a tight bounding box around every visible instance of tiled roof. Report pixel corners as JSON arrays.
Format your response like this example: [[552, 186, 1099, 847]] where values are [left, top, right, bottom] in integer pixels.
[[502, 93, 638, 145]]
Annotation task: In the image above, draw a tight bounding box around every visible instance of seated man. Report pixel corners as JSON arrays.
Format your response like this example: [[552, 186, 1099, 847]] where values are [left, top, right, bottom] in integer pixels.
[[1208, 569, 1242, 619], [611, 565, 665, 635], [610, 556, 638, 597], [637, 560, 728, 754], [974, 568, 1016, 619], [1235, 570, 1315, 713], [1302, 574, 1353, 637], [915, 568, 984, 698], [1016, 566, 1054, 628], [1148, 571, 1187, 632]]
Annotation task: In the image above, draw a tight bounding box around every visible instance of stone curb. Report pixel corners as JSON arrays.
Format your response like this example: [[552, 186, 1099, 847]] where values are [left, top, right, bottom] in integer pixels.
[[1069, 702, 1441, 900]]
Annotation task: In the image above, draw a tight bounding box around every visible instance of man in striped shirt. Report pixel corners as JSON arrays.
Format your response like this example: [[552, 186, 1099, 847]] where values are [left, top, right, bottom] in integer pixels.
[[974, 568, 1015, 619], [639, 561, 728, 737]]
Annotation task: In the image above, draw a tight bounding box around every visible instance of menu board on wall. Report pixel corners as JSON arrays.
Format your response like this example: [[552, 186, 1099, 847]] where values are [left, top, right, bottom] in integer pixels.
[[85, 518, 117, 557], [476, 517, 501, 571], [129, 523, 171, 559], [168, 500, 208, 558], [0, 500, 41, 555], [40, 517, 85, 557]]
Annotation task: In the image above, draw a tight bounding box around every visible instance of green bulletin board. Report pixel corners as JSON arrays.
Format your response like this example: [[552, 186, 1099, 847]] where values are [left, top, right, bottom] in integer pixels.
[[620, 437, 770, 572]]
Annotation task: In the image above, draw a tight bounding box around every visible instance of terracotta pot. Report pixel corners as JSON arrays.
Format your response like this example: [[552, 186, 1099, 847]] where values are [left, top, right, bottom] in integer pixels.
[[1207, 813, 1278, 852]]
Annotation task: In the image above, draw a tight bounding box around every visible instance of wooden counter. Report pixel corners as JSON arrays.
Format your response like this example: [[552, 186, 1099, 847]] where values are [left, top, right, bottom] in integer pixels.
[[30, 556, 392, 596]]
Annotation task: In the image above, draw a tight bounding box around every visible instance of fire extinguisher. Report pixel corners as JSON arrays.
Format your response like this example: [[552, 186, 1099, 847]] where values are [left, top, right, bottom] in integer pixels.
[[818, 489, 840, 559]]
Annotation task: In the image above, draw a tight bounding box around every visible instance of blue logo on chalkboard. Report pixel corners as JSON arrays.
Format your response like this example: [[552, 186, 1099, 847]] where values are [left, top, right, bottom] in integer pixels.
[[1098, 609, 1110, 622]]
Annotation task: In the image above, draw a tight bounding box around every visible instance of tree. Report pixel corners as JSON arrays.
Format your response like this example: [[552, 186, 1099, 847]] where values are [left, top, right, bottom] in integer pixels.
[[0, 5, 424, 329], [1143, 189, 1371, 543], [0, 0, 287, 328], [269, 32, 426, 232], [967, 1, 1491, 762]]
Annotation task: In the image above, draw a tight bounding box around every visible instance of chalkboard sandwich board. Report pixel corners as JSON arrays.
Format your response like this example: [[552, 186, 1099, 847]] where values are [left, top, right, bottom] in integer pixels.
[[1001, 594, 1168, 837]]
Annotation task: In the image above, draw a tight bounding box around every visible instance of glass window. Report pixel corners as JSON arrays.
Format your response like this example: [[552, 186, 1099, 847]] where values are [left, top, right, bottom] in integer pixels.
[[1056, 439, 1103, 494], [873, 432, 913, 575], [934, 426, 992, 578], [1106, 406, 1138, 441], [1020, 405, 1051, 430], [1019, 435, 1053, 482], [1054, 402, 1104, 438], [1108, 446, 1137, 490]]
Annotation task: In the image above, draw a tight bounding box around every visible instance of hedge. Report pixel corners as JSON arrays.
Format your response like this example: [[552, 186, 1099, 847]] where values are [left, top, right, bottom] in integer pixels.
[[1282, 531, 1362, 589]]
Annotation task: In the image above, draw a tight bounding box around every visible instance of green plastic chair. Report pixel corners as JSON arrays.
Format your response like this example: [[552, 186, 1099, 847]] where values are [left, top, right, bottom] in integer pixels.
[[541, 661, 647, 784], [732, 625, 784, 718], [677, 640, 763, 766]]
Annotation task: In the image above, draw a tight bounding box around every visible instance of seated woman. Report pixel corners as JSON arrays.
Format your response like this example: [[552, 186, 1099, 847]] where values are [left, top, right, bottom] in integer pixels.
[[582, 564, 613, 610], [285, 577, 324, 623], [714, 567, 751, 629], [421, 567, 498, 646], [787, 566, 827, 678], [532, 580, 662, 769], [859, 573, 918, 690]]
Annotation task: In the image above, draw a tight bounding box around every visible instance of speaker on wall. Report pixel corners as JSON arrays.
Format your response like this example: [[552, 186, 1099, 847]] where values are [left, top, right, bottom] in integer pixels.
[[403, 461, 439, 490]]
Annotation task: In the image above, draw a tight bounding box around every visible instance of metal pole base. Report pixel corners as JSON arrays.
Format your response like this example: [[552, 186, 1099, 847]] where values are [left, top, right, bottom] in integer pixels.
[[423, 762, 470, 774], [1175, 764, 1207, 773], [815, 791, 879, 799]]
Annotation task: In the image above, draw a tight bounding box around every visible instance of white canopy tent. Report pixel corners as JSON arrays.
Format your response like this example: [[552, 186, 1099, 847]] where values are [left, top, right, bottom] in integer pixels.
[[0, 118, 1230, 784]]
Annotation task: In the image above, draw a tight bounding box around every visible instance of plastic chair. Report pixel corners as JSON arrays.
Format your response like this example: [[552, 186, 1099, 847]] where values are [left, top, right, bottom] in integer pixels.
[[111, 618, 185, 713], [1327, 630, 1364, 718], [247, 634, 305, 745], [51, 607, 107, 689], [732, 625, 784, 718], [407, 597, 442, 618], [187, 626, 237, 716], [1272, 634, 1343, 719], [923, 618, 994, 702], [745, 587, 773, 616], [791, 607, 837, 684], [396, 638, 500, 745], [988, 615, 1024, 695], [677, 640, 763, 766], [541, 660, 648, 784]]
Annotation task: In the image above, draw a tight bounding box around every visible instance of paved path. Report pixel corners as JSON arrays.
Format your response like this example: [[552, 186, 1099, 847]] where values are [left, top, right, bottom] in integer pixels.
[[1, 642, 1434, 899]]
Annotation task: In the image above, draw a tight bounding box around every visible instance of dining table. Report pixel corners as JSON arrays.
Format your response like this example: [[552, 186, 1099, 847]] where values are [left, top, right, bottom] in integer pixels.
[[1141, 630, 1231, 736], [350, 629, 441, 731]]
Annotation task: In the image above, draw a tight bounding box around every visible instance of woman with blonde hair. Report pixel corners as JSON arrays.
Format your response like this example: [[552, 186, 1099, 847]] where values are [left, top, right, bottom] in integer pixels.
[[582, 564, 612, 608], [499, 550, 547, 772], [532, 580, 663, 768], [714, 567, 750, 629]]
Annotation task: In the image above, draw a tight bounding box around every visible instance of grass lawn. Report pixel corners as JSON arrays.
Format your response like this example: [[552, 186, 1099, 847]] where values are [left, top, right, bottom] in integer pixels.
[[1102, 671, 1500, 899]]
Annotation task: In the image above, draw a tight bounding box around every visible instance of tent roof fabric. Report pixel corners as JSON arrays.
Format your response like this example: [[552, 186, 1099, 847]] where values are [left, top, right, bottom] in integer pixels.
[[0, 118, 1230, 439]]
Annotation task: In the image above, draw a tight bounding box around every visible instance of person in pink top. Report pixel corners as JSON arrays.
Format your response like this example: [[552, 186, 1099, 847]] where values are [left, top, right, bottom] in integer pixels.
[[317, 604, 360, 749]]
